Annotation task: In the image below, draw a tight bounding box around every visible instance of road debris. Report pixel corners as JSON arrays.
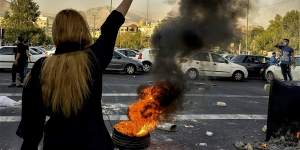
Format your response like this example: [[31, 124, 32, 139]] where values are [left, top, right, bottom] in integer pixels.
[[216, 101, 227, 107], [245, 143, 253, 150], [157, 123, 177, 132], [206, 131, 214, 136], [262, 125, 267, 133], [184, 124, 194, 128], [234, 141, 246, 150], [195, 143, 208, 147]]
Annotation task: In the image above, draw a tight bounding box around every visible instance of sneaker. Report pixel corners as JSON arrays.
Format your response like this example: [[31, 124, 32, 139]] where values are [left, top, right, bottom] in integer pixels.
[[8, 83, 16, 87]]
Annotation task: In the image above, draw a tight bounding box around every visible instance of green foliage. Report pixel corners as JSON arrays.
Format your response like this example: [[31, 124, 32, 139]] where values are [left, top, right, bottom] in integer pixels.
[[116, 32, 150, 49], [1, 0, 49, 45], [249, 10, 300, 55]]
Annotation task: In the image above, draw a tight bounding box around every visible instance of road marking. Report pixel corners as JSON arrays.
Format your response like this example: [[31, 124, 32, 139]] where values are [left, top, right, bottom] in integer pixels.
[[0, 114, 267, 122], [0, 93, 269, 99]]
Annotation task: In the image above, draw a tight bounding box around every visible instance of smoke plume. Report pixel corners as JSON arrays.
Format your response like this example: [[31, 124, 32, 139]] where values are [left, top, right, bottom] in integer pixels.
[[151, 0, 250, 112]]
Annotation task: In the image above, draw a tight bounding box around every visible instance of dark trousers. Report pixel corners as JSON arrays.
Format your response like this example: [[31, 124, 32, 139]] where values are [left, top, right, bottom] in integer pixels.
[[11, 61, 28, 83], [280, 63, 293, 81]]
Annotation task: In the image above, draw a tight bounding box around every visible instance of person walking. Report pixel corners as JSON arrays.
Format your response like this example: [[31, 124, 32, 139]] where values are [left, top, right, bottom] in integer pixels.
[[16, 0, 133, 149], [8, 36, 31, 88], [275, 39, 295, 81]]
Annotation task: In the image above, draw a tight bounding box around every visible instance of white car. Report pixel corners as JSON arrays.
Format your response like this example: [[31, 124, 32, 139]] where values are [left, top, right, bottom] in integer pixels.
[[30, 46, 47, 55], [115, 48, 138, 59], [179, 52, 248, 81], [265, 55, 300, 82], [137, 48, 157, 72], [0, 46, 46, 69]]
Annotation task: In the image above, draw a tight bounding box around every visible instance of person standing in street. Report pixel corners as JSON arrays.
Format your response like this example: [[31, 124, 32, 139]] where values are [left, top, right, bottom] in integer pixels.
[[275, 39, 295, 81], [268, 52, 278, 66], [8, 36, 31, 87], [16, 0, 133, 149]]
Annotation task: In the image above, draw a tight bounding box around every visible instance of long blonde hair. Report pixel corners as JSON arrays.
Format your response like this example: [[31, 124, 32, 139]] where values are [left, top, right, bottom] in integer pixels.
[[41, 9, 93, 117]]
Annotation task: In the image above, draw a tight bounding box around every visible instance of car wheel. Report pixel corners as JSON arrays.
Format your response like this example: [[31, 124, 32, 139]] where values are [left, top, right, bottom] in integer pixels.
[[232, 71, 244, 81], [266, 71, 274, 83], [143, 62, 152, 73], [186, 69, 198, 80], [125, 65, 136, 75]]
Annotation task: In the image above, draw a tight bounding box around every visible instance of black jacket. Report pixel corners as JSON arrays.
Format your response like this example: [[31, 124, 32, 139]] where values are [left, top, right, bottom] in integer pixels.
[[17, 10, 125, 150]]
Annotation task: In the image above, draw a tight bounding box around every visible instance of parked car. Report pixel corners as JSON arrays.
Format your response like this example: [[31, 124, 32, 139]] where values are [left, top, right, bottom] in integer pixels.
[[30, 46, 47, 55], [0, 46, 46, 69], [221, 54, 235, 61], [178, 52, 248, 81], [137, 48, 157, 72], [115, 48, 138, 59], [46, 47, 56, 55], [106, 50, 144, 74], [231, 55, 270, 78], [265, 55, 300, 82]]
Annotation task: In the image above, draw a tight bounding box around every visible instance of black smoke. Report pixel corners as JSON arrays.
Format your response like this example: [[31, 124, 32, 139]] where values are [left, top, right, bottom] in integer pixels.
[[151, 0, 250, 112]]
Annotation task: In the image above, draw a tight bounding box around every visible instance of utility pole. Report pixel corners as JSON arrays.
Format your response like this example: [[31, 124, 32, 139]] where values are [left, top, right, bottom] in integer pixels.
[[298, 10, 300, 54], [0, 26, 2, 46], [93, 15, 96, 39], [146, 0, 149, 25], [110, 0, 113, 13], [246, 0, 249, 54]]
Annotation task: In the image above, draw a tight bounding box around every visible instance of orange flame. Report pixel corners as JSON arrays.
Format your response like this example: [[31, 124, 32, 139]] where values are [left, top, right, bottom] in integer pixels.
[[114, 82, 171, 137]]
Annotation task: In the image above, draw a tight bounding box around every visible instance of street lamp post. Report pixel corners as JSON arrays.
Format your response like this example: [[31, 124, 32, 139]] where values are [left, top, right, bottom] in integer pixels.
[[146, 0, 149, 25], [93, 15, 96, 39], [110, 0, 113, 12], [298, 10, 300, 54], [246, 0, 249, 54]]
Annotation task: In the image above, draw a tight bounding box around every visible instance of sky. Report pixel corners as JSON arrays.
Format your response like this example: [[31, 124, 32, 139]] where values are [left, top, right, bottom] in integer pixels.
[[34, 0, 300, 27], [34, 0, 174, 20]]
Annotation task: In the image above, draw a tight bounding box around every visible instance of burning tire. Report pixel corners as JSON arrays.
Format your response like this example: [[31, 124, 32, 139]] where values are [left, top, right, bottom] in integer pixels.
[[186, 68, 198, 80], [232, 71, 244, 81], [125, 64, 136, 75], [112, 129, 150, 150]]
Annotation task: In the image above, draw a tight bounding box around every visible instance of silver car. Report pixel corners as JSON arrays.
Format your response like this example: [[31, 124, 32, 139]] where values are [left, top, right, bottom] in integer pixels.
[[106, 50, 144, 74]]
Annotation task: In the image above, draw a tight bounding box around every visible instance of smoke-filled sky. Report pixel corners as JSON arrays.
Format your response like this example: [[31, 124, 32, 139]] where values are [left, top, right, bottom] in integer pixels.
[[33, 0, 300, 27]]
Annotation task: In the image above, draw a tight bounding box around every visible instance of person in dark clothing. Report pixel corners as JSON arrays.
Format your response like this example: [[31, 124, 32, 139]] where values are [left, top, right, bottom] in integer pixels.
[[275, 39, 295, 81], [16, 0, 133, 149], [9, 37, 31, 87]]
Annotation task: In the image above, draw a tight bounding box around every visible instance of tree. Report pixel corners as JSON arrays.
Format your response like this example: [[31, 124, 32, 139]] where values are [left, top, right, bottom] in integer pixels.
[[2, 0, 48, 45], [252, 11, 300, 54], [116, 32, 150, 49]]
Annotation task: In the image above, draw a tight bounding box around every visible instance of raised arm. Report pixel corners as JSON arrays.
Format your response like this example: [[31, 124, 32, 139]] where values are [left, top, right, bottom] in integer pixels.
[[90, 0, 133, 70], [116, 0, 133, 16]]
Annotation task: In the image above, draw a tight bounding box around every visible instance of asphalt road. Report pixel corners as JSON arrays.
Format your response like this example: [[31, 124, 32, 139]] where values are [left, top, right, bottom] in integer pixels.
[[0, 72, 269, 150]]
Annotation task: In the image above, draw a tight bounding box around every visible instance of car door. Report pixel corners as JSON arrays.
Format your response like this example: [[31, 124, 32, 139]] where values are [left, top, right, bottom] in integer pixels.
[[243, 56, 261, 77], [211, 53, 231, 77], [192, 52, 214, 76], [106, 51, 124, 71], [0, 47, 15, 69], [256, 56, 269, 76], [291, 57, 300, 81]]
